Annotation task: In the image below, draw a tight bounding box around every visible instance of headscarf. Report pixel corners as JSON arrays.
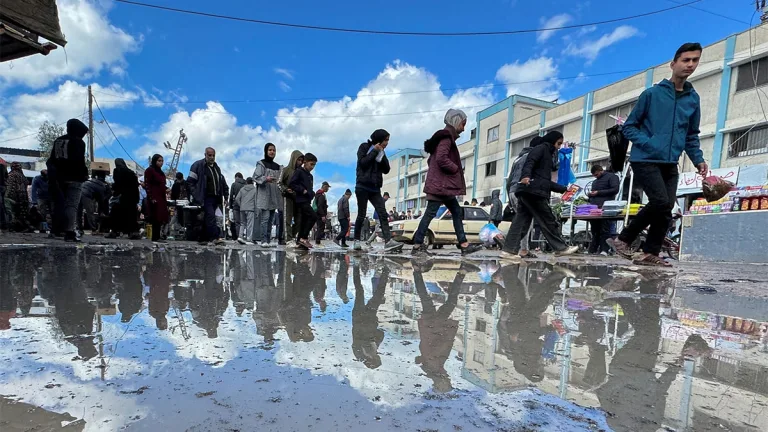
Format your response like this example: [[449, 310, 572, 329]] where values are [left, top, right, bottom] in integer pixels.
[[444, 109, 468, 130], [113, 158, 138, 197], [369, 129, 390, 145], [9, 162, 22, 171], [283, 150, 304, 183], [541, 131, 564, 146], [262, 143, 280, 170], [151, 154, 164, 173], [529, 136, 543, 147]]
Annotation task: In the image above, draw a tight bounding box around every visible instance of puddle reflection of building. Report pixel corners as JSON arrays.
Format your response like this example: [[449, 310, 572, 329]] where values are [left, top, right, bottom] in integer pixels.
[[1, 395, 86, 431]]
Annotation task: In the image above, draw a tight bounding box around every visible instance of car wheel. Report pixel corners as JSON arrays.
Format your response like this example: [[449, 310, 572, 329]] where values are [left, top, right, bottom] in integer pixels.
[[424, 232, 434, 247]]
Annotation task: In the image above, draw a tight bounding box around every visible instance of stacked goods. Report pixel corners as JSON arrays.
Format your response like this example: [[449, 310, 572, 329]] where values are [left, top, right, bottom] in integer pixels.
[[689, 196, 733, 214], [731, 186, 768, 212], [574, 204, 601, 216], [619, 203, 643, 216], [601, 200, 628, 217]]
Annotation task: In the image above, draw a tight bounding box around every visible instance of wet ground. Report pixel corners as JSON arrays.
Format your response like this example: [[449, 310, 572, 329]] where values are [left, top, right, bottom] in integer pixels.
[[1, 245, 767, 431]]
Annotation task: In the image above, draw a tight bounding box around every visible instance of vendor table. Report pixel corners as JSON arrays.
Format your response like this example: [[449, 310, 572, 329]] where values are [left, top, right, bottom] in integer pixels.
[[680, 210, 768, 263], [561, 214, 634, 246]]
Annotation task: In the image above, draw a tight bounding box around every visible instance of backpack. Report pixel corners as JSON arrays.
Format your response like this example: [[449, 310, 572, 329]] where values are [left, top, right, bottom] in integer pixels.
[[506, 151, 530, 198], [312, 196, 317, 212]]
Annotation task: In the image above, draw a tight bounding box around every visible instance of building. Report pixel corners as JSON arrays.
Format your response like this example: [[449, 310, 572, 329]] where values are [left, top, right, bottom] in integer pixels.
[[384, 23, 768, 209]]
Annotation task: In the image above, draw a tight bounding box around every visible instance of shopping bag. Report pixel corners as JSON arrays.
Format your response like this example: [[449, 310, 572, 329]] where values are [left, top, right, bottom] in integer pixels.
[[479, 223, 503, 245], [702, 176, 734, 202]]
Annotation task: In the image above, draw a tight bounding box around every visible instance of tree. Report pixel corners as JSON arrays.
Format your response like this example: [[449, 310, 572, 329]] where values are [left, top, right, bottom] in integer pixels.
[[37, 121, 64, 161]]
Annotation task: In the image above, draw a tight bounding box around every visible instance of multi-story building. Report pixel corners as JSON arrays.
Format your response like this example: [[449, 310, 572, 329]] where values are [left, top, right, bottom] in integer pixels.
[[384, 23, 768, 209]]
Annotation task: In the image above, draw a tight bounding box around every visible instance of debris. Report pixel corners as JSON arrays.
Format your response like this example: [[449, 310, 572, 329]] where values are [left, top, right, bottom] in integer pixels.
[[195, 391, 216, 398], [120, 386, 150, 395]]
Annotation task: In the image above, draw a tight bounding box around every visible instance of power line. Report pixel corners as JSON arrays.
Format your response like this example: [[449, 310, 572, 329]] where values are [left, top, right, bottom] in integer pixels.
[[114, 0, 700, 37], [0, 119, 73, 145], [94, 129, 119, 160], [92, 96, 145, 170], [666, 0, 751, 24]]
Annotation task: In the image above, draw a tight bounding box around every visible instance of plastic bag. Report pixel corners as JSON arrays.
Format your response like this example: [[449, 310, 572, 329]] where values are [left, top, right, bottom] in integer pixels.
[[479, 223, 503, 245], [702, 176, 734, 202]]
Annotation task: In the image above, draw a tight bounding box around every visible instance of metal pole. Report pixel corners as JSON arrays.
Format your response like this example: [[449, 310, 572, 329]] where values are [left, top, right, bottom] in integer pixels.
[[624, 166, 634, 226], [88, 85, 95, 163]]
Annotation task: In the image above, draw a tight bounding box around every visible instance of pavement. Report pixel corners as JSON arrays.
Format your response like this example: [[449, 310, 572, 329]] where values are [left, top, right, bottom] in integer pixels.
[[1, 232, 767, 431]]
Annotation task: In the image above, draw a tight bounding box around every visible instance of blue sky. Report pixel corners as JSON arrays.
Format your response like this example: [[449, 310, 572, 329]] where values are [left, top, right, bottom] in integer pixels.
[[0, 0, 750, 204]]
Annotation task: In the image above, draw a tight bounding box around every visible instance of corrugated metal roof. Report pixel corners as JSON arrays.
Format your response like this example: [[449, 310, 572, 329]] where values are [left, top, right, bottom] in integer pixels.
[[0, 0, 66, 46]]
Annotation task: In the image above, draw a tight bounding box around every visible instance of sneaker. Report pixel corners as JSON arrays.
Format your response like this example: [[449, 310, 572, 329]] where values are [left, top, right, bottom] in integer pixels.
[[298, 239, 313, 250], [260, 242, 270, 248], [500, 250, 521, 262], [353, 241, 362, 251], [384, 239, 404, 253], [460, 244, 483, 256], [411, 243, 430, 256], [555, 246, 580, 256], [606, 238, 632, 259], [340, 243, 349, 249], [237, 238, 247, 245], [600, 251, 609, 257]]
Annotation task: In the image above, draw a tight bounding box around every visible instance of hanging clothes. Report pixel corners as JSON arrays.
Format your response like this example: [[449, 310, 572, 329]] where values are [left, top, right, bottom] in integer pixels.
[[557, 147, 576, 186]]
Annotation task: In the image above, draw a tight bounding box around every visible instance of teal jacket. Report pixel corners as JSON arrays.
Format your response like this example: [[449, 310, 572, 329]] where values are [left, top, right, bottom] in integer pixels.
[[624, 79, 705, 166]]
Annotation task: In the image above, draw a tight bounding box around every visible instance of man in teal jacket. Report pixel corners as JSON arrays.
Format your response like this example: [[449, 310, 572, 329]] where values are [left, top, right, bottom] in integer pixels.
[[610, 42, 709, 267]]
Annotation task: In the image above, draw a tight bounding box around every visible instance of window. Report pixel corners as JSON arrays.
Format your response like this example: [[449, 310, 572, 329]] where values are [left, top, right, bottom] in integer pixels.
[[736, 58, 768, 91], [729, 125, 768, 158], [509, 136, 532, 159], [408, 175, 418, 186], [487, 125, 500, 143], [463, 207, 489, 221], [475, 319, 487, 332], [472, 349, 485, 364], [461, 158, 467, 169], [399, 179, 404, 189], [470, 128, 477, 140], [406, 199, 416, 209], [593, 102, 636, 134], [421, 173, 427, 183], [485, 161, 497, 176]]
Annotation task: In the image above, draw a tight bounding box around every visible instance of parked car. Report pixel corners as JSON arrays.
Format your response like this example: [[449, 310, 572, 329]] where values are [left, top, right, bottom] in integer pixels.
[[390, 205, 510, 246]]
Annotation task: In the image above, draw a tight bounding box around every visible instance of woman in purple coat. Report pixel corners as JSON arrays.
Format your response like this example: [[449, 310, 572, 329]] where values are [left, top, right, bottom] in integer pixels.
[[143, 154, 169, 241], [411, 109, 482, 257]]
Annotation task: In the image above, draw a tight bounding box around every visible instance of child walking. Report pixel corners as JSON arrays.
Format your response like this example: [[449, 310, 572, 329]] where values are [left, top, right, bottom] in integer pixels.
[[288, 153, 319, 250], [235, 177, 257, 244]]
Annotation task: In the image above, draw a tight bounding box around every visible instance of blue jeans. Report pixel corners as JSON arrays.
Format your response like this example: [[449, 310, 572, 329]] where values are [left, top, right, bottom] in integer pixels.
[[413, 197, 466, 245], [258, 209, 276, 243]]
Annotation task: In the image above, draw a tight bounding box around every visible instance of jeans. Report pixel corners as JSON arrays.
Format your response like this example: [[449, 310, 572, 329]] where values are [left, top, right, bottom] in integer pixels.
[[240, 210, 254, 241], [336, 218, 349, 243], [276, 209, 284, 243], [503, 193, 567, 254], [54, 181, 82, 234], [284, 197, 299, 241], [232, 207, 241, 240], [37, 198, 52, 231], [296, 201, 318, 240], [258, 209, 276, 243], [354, 190, 390, 241], [618, 162, 678, 255], [202, 195, 222, 241], [589, 219, 611, 254], [413, 197, 466, 245]]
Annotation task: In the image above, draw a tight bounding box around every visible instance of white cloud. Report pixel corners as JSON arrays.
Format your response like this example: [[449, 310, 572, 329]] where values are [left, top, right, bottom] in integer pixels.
[[0, 81, 136, 150], [274, 68, 295, 80], [537, 14, 572, 43], [139, 60, 495, 184], [0, 0, 141, 89], [495, 57, 560, 100], [278, 81, 292, 92], [564, 25, 639, 63]]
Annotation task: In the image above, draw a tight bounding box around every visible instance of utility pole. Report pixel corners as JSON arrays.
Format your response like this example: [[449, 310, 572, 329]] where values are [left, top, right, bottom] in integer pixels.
[[87, 85, 95, 163]]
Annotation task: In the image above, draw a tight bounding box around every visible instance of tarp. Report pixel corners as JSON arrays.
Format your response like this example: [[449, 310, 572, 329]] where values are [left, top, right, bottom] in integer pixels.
[[0, 0, 66, 46]]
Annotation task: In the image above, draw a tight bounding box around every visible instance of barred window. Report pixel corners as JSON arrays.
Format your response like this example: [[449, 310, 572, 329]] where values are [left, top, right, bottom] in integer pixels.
[[729, 125, 768, 158]]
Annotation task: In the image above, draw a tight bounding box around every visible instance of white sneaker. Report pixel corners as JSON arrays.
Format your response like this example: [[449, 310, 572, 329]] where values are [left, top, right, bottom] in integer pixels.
[[600, 251, 609, 257], [260, 242, 269, 248], [353, 241, 362, 251], [237, 238, 246, 245], [555, 246, 580, 256]]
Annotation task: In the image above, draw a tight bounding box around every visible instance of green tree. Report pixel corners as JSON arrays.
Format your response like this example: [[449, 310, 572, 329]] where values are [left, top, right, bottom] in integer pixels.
[[36, 121, 64, 161]]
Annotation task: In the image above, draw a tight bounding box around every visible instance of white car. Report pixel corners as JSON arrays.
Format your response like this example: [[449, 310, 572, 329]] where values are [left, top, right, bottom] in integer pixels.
[[390, 205, 510, 246]]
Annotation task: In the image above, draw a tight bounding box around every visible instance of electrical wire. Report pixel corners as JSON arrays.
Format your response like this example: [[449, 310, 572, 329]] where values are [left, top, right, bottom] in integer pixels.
[[92, 95, 145, 170], [114, 0, 700, 37], [94, 129, 118, 160]]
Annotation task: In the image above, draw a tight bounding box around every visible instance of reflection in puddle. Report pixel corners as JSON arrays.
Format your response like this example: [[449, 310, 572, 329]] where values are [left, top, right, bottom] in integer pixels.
[[0, 249, 766, 431]]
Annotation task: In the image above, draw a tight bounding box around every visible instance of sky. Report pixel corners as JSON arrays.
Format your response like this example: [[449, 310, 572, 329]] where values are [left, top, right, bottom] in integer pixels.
[[0, 0, 752, 209]]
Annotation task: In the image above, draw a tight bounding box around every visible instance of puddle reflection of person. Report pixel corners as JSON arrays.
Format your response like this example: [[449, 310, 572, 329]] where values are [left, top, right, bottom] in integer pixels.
[[279, 255, 315, 342], [595, 277, 709, 432], [114, 256, 143, 323], [191, 256, 228, 339], [351, 258, 388, 369], [335, 255, 350, 304], [147, 252, 171, 330], [497, 262, 566, 383], [252, 252, 281, 343], [413, 261, 468, 393], [52, 251, 98, 360]]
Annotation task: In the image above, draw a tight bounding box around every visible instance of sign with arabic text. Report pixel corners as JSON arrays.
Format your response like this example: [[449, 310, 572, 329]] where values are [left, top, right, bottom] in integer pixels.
[[677, 166, 740, 195]]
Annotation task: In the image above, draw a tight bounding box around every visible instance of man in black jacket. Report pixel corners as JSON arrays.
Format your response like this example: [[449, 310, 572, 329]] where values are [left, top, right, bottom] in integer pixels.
[[314, 181, 330, 245], [588, 165, 620, 254], [502, 131, 578, 259], [47, 119, 89, 242], [334, 189, 352, 248]]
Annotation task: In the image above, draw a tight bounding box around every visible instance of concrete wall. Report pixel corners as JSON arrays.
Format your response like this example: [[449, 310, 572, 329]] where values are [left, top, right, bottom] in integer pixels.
[[475, 109, 509, 201]]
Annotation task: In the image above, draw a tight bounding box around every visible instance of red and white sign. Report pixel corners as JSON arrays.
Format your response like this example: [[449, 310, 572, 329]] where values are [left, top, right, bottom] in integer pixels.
[[677, 167, 739, 195]]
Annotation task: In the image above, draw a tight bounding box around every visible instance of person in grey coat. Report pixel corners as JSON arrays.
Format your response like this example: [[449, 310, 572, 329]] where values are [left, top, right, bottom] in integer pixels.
[[252, 143, 282, 247], [489, 189, 503, 227], [334, 189, 352, 248], [235, 178, 257, 244]]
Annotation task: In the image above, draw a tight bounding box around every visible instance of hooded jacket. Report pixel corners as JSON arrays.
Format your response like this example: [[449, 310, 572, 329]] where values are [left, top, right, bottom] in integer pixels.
[[170, 178, 188, 200], [314, 189, 328, 217], [81, 177, 110, 209], [355, 142, 390, 191], [234, 183, 257, 211], [5, 163, 28, 204], [229, 177, 246, 209], [288, 167, 314, 204], [422, 126, 465, 197], [519, 140, 567, 198], [507, 146, 535, 197], [47, 119, 89, 183], [489, 190, 503, 221], [625, 79, 705, 166], [337, 194, 351, 220], [113, 158, 139, 204], [589, 171, 620, 207], [280, 150, 303, 197]]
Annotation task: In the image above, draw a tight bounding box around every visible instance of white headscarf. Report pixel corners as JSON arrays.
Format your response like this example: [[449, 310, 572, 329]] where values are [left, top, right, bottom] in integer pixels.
[[443, 109, 467, 129]]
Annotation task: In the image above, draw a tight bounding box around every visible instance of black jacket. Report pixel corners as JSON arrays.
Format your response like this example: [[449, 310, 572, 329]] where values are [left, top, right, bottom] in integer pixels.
[[288, 167, 314, 204], [314, 191, 328, 217], [47, 119, 89, 183], [170, 179, 188, 200], [355, 142, 390, 191], [519, 142, 567, 198], [589, 171, 620, 207], [229, 177, 246, 208]]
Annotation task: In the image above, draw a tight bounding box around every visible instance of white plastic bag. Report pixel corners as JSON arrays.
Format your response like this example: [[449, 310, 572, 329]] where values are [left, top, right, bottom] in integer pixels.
[[479, 223, 503, 245]]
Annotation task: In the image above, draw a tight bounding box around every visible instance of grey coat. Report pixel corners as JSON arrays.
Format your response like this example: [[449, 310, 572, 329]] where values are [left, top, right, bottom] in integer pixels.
[[253, 161, 283, 210], [234, 184, 257, 211], [337, 195, 350, 220]]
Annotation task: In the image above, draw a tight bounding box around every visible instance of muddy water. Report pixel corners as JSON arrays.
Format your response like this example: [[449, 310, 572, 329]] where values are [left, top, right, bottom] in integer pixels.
[[0, 248, 766, 431]]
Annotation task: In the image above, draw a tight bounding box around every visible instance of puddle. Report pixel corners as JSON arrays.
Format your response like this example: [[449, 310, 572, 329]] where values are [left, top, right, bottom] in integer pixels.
[[1, 248, 767, 431]]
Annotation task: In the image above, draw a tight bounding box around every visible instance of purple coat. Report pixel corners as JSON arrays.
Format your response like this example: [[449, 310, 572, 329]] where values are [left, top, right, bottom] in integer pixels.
[[423, 127, 466, 197]]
